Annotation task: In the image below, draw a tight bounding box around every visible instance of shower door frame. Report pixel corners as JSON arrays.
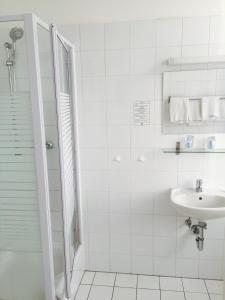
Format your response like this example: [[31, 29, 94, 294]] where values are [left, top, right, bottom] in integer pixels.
[[0, 13, 56, 300], [50, 24, 83, 299], [0, 13, 83, 300], [24, 14, 56, 300], [25, 13, 83, 299]]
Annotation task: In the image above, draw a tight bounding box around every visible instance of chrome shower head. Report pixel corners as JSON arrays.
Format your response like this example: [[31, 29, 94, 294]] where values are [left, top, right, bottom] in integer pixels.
[[9, 27, 24, 41]]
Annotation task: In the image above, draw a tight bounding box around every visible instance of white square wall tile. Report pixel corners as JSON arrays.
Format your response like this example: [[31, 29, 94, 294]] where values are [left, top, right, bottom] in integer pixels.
[[82, 77, 106, 102], [182, 17, 210, 45], [81, 51, 105, 76], [112, 287, 136, 300], [84, 191, 109, 213], [132, 255, 154, 274], [137, 289, 160, 300], [132, 235, 153, 256], [110, 254, 132, 273], [88, 253, 110, 272], [131, 20, 156, 48], [107, 102, 131, 125], [115, 273, 137, 288], [160, 277, 183, 291], [199, 260, 222, 280], [153, 216, 176, 237], [105, 22, 130, 50], [161, 291, 185, 300], [131, 48, 156, 75], [108, 126, 131, 148], [88, 233, 110, 253], [185, 293, 210, 300], [93, 272, 116, 286], [109, 171, 132, 192], [138, 275, 159, 289], [110, 214, 130, 235], [154, 257, 175, 277], [81, 271, 95, 284], [157, 18, 182, 46], [131, 214, 153, 235], [106, 50, 130, 75], [110, 234, 131, 254], [182, 278, 207, 293], [153, 237, 176, 257], [210, 16, 225, 44], [88, 285, 113, 300], [205, 280, 223, 294], [109, 191, 131, 213], [80, 23, 104, 50], [175, 259, 198, 278]]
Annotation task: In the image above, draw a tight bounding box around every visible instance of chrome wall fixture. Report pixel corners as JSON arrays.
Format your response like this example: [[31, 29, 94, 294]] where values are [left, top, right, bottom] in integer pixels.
[[4, 27, 24, 93], [185, 217, 207, 251]]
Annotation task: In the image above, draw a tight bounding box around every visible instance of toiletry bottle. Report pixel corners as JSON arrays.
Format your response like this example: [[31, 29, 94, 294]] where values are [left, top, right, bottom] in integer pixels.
[[207, 136, 216, 150]]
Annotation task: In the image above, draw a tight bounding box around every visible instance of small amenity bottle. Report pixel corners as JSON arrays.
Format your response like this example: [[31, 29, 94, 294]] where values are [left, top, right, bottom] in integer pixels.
[[207, 136, 216, 150]]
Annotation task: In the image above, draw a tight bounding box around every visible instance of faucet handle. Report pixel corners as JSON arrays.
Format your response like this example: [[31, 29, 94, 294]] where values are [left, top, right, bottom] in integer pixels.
[[196, 179, 203, 184]]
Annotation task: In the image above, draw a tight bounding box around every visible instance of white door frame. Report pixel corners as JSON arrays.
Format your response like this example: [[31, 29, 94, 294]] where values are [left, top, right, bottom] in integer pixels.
[[24, 14, 56, 300]]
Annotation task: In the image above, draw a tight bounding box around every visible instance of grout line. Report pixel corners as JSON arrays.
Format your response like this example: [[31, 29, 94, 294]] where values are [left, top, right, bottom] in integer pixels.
[[87, 272, 96, 300], [110, 273, 117, 300], [181, 277, 187, 300], [136, 274, 138, 300], [159, 275, 161, 300], [204, 279, 212, 300]]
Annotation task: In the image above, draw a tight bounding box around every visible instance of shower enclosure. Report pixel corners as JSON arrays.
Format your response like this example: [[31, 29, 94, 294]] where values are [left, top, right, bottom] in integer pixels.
[[0, 14, 83, 300]]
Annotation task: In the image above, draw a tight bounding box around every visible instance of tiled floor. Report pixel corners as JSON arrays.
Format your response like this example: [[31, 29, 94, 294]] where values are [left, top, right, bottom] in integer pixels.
[[75, 271, 224, 300]]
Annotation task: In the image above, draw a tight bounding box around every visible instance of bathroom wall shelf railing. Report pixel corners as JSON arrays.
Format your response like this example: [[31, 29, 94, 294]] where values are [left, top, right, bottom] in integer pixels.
[[162, 148, 225, 154]]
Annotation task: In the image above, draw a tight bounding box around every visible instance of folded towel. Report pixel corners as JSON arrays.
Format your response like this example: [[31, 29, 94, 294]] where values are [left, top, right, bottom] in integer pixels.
[[169, 97, 189, 124], [220, 99, 225, 120], [188, 99, 202, 125], [201, 96, 220, 121]]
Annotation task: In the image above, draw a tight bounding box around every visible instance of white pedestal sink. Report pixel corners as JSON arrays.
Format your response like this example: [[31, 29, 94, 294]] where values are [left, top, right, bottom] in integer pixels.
[[171, 188, 225, 220]]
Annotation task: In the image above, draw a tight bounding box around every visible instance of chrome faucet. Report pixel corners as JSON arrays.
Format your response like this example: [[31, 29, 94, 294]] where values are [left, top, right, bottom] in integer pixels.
[[196, 179, 203, 193]]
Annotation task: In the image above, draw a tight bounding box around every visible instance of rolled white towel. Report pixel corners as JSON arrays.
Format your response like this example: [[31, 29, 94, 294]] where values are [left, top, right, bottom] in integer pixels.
[[188, 99, 202, 125], [201, 96, 220, 121], [169, 97, 189, 124]]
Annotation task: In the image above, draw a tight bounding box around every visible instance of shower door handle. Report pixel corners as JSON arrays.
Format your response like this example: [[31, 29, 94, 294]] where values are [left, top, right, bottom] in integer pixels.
[[46, 141, 54, 150]]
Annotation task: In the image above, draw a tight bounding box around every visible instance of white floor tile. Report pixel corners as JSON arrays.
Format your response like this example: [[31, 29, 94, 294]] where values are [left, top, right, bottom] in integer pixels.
[[93, 272, 116, 286], [115, 273, 138, 288], [138, 275, 160, 289], [161, 291, 185, 300], [81, 271, 95, 284], [112, 287, 136, 300], [88, 286, 113, 300], [185, 292, 210, 300], [160, 277, 183, 291], [137, 289, 160, 300], [205, 280, 224, 294], [75, 285, 91, 300], [210, 294, 223, 300], [182, 278, 207, 293]]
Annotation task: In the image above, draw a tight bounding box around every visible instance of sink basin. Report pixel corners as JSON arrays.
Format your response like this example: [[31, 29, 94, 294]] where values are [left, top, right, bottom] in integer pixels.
[[171, 188, 225, 220]]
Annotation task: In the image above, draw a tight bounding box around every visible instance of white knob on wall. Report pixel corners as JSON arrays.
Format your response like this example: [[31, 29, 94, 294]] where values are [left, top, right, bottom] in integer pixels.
[[114, 155, 121, 162], [138, 155, 146, 162]]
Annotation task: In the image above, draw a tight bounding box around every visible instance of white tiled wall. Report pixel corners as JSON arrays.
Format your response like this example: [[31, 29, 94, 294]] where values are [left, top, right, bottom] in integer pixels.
[[60, 15, 225, 280]]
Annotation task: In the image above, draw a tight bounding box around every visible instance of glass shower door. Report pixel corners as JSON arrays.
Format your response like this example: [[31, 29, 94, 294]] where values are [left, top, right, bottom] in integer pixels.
[[0, 19, 46, 300], [51, 25, 80, 298]]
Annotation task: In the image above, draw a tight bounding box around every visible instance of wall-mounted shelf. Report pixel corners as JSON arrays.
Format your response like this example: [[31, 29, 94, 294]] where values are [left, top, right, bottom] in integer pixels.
[[162, 148, 225, 154], [167, 56, 225, 66]]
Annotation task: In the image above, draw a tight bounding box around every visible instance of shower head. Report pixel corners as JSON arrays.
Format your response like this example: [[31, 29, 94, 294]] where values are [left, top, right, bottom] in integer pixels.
[[9, 27, 24, 41]]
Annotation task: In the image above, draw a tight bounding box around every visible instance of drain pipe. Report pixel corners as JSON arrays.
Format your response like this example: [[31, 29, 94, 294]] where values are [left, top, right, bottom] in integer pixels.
[[185, 218, 207, 251]]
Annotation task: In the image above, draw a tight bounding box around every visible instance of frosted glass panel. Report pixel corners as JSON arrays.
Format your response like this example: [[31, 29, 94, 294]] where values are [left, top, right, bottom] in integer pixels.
[[0, 20, 45, 300]]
